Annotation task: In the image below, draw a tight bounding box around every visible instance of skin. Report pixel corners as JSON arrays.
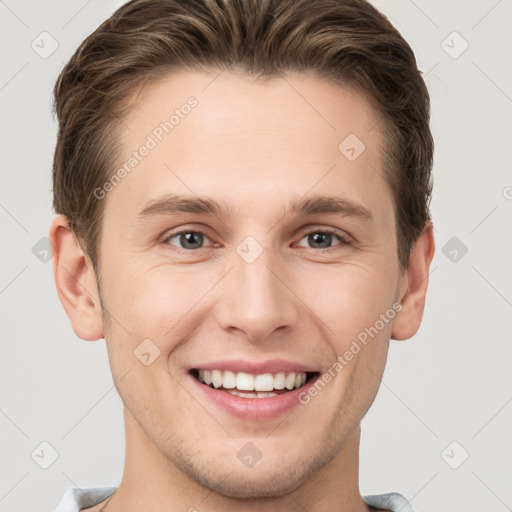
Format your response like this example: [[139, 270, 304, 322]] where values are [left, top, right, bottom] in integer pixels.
[[50, 70, 435, 512]]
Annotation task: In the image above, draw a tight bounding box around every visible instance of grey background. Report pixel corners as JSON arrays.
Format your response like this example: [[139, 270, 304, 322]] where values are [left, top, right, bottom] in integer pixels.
[[1, 1, 511, 511]]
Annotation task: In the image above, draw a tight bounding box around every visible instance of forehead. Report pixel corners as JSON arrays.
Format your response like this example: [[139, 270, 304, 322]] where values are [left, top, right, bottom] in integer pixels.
[[123, 69, 383, 156], [103, 69, 391, 225]]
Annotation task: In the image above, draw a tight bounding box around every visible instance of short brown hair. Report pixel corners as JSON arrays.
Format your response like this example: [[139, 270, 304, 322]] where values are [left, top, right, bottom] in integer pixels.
[[52, 0, 433, 273]]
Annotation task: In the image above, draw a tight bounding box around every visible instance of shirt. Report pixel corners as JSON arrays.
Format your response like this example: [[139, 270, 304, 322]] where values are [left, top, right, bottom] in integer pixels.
[[53, 486, 417, 511]]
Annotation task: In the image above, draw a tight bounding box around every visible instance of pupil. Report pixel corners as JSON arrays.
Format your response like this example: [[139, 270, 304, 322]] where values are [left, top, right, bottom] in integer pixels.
[[309, 232, 331, 248], [181, 232, 203, 249]]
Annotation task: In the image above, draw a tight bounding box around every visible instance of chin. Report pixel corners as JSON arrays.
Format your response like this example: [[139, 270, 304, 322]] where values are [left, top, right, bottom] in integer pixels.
[[189, 463, 308, 499], [171, 442, 335, 500]]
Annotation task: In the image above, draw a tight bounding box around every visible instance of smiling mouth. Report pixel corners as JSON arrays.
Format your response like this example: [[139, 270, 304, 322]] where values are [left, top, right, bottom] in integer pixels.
[[190, 369, 320, 398]]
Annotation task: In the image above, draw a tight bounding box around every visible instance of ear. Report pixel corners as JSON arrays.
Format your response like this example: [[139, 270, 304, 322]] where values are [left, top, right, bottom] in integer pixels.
[[49, 215, 104, 341], [391, 223, 435, 340]]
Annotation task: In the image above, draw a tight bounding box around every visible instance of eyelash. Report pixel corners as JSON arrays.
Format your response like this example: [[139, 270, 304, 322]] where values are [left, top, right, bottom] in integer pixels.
[[296, 227, 353, 250], [162, 227, 353, 253]]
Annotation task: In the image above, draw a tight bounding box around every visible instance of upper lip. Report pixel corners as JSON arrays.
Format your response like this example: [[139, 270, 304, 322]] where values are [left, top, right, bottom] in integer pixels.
[[189, 359, 318, 374]]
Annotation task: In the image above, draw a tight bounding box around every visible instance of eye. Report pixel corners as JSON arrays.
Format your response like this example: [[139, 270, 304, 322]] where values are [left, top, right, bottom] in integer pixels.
[[164, 229, 215, 250], [295, 228, 352, 250], [162, 227, 352, 252]]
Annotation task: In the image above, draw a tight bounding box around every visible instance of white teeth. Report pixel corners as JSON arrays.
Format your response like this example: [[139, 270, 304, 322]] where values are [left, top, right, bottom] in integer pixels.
[[211, 369, 223, 389], [274, 372, 285, 389], [196, 369, 308, 393], [285, 373, 296, 390], [223, 370, 236, 389], [255, 373, 274, 391], [228, 391, 254, 398], [227, 390, 279, 399], [237, 391, 255, 398], [236, 372, 255, 391]]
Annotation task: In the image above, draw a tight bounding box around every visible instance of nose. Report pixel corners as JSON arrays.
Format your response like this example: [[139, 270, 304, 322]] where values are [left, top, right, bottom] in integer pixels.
[[214, 244, 301, 343]]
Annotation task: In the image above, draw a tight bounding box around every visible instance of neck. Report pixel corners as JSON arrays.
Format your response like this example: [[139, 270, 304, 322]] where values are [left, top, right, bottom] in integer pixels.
[[104, 408, 370, 512]]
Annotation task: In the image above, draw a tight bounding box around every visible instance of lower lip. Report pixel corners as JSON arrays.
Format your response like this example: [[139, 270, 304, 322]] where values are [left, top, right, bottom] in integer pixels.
[[188, 373, 320, 420]]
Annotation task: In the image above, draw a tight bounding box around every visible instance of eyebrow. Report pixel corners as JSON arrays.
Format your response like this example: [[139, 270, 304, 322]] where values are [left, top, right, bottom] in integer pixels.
[[136, 193, 373, 222]]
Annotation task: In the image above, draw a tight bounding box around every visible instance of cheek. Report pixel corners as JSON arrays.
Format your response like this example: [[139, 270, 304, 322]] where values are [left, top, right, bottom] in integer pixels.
[[303, 262, 398, 343], [103, 260, 200, 335], [101, 270, 191, 420], [322, 269, 396, 404]]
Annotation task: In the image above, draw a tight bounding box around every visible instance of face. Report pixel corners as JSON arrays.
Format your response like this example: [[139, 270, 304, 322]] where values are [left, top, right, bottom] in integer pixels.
[[88, 70, 406, 497]]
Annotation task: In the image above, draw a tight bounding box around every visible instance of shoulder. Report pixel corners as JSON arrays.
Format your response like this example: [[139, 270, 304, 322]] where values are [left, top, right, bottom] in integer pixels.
[[53, 487, 117, 512], [363, 492, 416, 512]]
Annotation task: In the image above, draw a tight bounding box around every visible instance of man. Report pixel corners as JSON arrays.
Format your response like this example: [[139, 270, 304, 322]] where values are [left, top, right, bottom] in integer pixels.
[[50, 0, 435, 510]]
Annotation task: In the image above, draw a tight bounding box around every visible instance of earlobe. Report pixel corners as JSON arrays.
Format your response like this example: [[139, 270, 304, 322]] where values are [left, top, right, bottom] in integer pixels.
[[391, 223, 435, 341], [49, 215, 104, 341]]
